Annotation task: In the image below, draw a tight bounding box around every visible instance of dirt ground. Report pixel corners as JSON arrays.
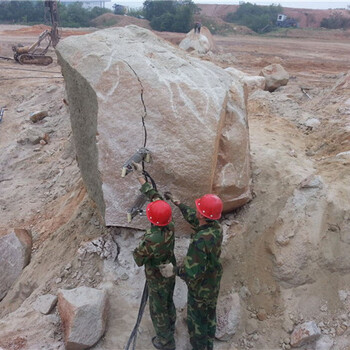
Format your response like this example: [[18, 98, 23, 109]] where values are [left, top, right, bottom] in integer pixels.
[[0, 22, 350, 350]]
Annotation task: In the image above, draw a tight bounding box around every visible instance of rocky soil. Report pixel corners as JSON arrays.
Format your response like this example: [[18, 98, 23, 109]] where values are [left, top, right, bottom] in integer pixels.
[[0, 23, 350, 350]]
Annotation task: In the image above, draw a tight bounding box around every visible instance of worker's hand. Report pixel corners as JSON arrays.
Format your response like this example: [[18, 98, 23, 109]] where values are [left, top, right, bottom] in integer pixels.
[[159, 263, 175, 278], [132, 161, 144, 179], [164, 192, 181, 206]]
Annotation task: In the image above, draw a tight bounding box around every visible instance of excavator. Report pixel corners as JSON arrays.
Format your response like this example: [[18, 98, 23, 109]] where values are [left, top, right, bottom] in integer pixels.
[[11, 1, 60, 65]]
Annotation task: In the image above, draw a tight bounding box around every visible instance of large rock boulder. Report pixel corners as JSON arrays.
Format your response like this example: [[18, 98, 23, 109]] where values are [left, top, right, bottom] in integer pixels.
[[0, 228, 32, 300], [57, 25, 251, 229], [58, 286, 108, 350], [259, 63, 289, 92], [179, 26, 216, 54]]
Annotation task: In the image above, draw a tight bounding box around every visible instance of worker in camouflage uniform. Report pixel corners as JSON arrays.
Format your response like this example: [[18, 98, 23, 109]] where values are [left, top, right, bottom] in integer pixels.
[[132, 163, 176, 350], [160, 192, 223, 350]]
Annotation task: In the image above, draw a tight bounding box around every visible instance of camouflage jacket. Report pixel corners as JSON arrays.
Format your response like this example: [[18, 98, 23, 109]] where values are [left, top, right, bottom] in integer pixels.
[[177, 203, 223, 300], [133, 182, 176, 281]]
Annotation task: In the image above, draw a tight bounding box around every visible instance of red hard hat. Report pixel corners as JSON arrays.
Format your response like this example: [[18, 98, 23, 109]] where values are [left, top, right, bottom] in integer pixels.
[[146, 200, 172, 226], [195, 194, 223, 220]]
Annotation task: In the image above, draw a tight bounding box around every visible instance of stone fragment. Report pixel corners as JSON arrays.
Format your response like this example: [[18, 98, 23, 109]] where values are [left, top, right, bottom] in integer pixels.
[[58, 286, 108, 350], [0, 228, 32, 300], [304, 118, 321, 129], [57, 26, 251, 230], [259, 63, 289, 92], [245, 318, 258, 335], [315, 335, 333, 350], [30, 111, 48, 123], [33, 294, 58, 315], [216, 293, 241, 340], [299, 175, 323, 189], [339, 290, 348, 302], [239, 286, 251, 299], [290, 321, 321, 347], [17, 128, 44, 145], [282, 318, 294, 333], [47, 85, 58, 93], [257, 308, 267, 321]]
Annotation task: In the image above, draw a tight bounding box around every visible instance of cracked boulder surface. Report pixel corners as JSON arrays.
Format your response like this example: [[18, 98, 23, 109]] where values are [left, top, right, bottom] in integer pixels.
[[56, 25, 251, 230]]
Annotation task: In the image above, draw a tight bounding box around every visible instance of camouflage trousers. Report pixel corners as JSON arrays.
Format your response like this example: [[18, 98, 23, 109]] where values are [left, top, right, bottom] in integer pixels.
[[187, 290, 219, 350], [148, 276, 176, 348]]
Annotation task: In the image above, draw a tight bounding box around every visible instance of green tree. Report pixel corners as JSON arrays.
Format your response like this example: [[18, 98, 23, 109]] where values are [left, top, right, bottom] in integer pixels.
[[321, 12, 350, 29], [143, 0, 198, 32], [225, 2, 283, 33]]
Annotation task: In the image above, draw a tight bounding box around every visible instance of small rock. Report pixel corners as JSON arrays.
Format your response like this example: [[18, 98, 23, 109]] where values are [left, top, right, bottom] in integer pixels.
[[336, 325, 346, 336], [339, 290, 348, 302], [256, 309, 267, 321], [315, 335, 333, 350], [30, 111, 48, 123], [16, 108, 24, 113], [239, 286, 251, 299], [216, 293, 241, 340], [47, 85, 58, 93], [299, 175, 323, 189], [56, 278, 62, 284], [288, 150, 297, 158], [58, 286, 108, 350], [290, 321, 321, 347], [304, 118, 321, 129], [320, 304, 327, 312], [340, 313, 347, 321], [245, 318, 258, 335], [306, 149, 315, 157], [283, 318, 294, 333], [32, 294, 58, 315]]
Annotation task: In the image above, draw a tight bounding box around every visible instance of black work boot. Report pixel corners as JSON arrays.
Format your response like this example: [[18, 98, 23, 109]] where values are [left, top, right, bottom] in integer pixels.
[[151, 336, 175, 350]]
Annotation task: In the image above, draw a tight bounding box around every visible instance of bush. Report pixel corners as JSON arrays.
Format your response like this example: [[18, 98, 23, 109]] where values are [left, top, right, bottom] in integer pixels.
[[225, 2, 283, 33], [143, 0, 198, 33], [321, 12, 350, 29]]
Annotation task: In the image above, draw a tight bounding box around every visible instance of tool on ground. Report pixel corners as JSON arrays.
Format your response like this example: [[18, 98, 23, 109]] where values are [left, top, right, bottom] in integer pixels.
[[0, 56, 13, 61], [121, 147, 151, 177], [127, 193, 148, 223], [301, 87, 312, 99], [0, 107, 4, 122], [124, 281, 149, 350]]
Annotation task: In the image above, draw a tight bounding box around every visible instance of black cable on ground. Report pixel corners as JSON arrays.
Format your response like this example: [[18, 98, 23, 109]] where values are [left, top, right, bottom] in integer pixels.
[[0, 76, 63, 81], [124, 281, 149, 350], [0, 66, 61, 74]]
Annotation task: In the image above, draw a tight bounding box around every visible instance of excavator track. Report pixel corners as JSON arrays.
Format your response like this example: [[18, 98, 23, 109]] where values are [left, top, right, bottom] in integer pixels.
[[17, 54, 53, 66]]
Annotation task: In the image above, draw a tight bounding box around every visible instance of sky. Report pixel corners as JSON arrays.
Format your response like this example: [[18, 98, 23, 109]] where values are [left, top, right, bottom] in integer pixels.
[[108, 1, 349, 10]]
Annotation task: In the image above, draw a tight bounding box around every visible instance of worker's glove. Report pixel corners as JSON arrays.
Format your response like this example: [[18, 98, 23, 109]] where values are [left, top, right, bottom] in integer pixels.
[[132, 161, 144, 179], [159, 263, 175, 278], [164, 192, 180, 206]]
